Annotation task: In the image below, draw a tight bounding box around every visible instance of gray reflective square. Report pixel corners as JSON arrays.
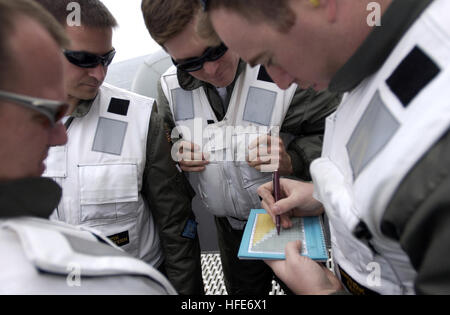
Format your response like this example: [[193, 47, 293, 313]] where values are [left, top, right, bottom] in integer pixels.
[[243, 87, 277, 126], [172, 88, 194, 121], [92, 117, 128, 156], [347, 91, 400, 179]]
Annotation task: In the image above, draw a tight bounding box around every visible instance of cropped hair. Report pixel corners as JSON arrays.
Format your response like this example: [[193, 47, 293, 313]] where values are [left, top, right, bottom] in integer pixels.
[[33, 0, 118, 28], [141, 0, 201, 47], [197, 0, 296, 46]]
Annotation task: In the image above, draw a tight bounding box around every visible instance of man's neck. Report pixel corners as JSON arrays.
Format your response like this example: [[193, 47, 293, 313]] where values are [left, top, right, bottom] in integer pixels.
[[66, 95, 81, 116], [333, 0, 394, 74]]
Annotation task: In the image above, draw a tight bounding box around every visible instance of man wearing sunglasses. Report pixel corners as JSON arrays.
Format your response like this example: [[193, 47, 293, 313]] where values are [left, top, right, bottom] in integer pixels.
[[34, 0, 204, 295], [0, 8, 68, 183], [142, 0, 341, 295], [0, 0, 176, 295]]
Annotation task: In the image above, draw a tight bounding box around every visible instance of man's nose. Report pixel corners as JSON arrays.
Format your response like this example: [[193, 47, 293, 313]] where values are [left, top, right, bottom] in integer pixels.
[[88, 64, 107, 82], [202, 60, 220, 76], [266, 65, 295, 90]]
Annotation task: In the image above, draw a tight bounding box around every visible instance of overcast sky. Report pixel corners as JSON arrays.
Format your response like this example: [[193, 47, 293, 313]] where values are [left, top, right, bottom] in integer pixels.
[[101, 0, 161, 63]]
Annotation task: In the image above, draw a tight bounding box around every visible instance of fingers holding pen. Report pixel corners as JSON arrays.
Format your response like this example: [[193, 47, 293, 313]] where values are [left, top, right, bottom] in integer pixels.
[[258, 180, 293, 229], [258, 178, 324, 228]]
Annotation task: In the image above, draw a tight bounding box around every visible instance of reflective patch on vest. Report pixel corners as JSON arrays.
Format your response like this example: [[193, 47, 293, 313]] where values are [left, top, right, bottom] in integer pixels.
[[172, 88, 194, 121], [107, 98, 130, 116], [107, 231, 130, 247], [92, 117, 128, 156], [181, 219, 198, 240], [347, 91, 400, 179], [243, 87, 276, 126], [338, 265, 380, 295], [257, 66, 274, 83], [64, 233, 128, 256], [386, 46, 440, 107]]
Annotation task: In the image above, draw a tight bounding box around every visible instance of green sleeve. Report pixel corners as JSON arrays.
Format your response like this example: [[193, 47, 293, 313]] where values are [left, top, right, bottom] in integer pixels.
[[382, 129, 450, 294], [141, 105, 204, 295], [282, 87, 342, 180]]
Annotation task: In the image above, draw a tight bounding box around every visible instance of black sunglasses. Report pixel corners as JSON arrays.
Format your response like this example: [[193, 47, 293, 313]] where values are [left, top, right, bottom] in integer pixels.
[[63, 48, 116, 68], [171, 43, 228, 73], [0, 90, 68, 125]]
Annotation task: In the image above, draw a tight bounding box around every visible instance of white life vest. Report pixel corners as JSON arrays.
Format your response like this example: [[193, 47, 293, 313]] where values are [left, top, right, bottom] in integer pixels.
[[0, 217, 176, 295], [311, 0, 450, 294], [43, 83, 163, 266], [161, 65, 297, 229]]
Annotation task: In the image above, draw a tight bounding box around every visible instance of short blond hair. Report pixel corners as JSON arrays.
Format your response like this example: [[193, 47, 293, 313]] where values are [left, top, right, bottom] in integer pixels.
[[34, 0, 118, 29], [141, 0, 201, 47]]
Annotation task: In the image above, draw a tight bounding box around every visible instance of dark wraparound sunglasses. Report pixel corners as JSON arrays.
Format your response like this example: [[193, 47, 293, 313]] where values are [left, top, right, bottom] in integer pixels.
[[63, 48, 116, 68], [171, 42, 228, 73], [0, 90, 68, 125]]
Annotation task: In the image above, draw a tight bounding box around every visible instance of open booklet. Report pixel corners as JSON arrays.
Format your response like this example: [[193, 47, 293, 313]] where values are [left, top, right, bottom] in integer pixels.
[[238, 209, 328, 261]]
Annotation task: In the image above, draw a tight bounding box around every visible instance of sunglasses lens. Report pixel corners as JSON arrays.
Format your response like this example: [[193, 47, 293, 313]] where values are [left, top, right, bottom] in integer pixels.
[[174, 43, 228, 73], [64, 51, 98, 68], [64, 49, 115, 68], [207, 44, 228, 61], [103, 49, 116, 67], [179, 61, 203, 72]]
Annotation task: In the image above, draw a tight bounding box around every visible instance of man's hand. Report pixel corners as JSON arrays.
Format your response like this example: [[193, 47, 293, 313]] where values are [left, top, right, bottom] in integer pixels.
[[257, 179, 323, 229], [176, 140, 209, 172], [247, 135, 293, 175], [265, 241, 343, 295]]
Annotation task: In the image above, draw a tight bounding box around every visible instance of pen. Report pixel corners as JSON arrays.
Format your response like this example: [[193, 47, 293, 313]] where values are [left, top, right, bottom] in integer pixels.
[[273, 170, 281, 235]]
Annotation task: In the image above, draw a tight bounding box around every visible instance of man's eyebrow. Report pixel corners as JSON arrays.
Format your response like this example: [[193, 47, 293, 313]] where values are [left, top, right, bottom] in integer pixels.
[[248, 52, 268, 68]]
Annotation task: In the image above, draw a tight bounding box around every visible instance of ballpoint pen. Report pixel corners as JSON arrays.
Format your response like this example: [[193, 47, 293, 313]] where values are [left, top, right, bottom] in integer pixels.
[[273, 170, 281, 235]]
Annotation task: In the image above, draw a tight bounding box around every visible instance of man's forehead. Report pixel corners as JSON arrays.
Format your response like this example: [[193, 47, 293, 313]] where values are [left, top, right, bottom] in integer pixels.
[[210, 9, 262, 54], [7, 16, 65, 100], [166, 26, 209, 61], [65, 25, 113, 51]]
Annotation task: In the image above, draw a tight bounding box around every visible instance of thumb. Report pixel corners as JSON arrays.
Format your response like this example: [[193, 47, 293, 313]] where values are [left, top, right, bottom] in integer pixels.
[[322, 266, 343, 290], [285, 240, 302, 261], [273, 197, 299, 216]]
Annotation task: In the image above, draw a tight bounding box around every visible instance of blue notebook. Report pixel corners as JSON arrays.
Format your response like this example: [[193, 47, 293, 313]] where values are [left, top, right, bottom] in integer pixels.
[[238, 209, 328, 261]]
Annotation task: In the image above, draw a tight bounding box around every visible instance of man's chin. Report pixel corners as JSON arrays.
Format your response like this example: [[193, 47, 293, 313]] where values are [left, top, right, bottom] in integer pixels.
[[210, 77, 234, 89], [72, 90, 99, 102]]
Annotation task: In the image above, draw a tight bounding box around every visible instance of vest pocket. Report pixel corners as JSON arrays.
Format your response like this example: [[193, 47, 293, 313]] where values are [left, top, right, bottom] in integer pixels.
[[78, 163, 139, 222], [238, 163, 272, 212], [195, 163, 234, 217], [43, 145, 67, 178]]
